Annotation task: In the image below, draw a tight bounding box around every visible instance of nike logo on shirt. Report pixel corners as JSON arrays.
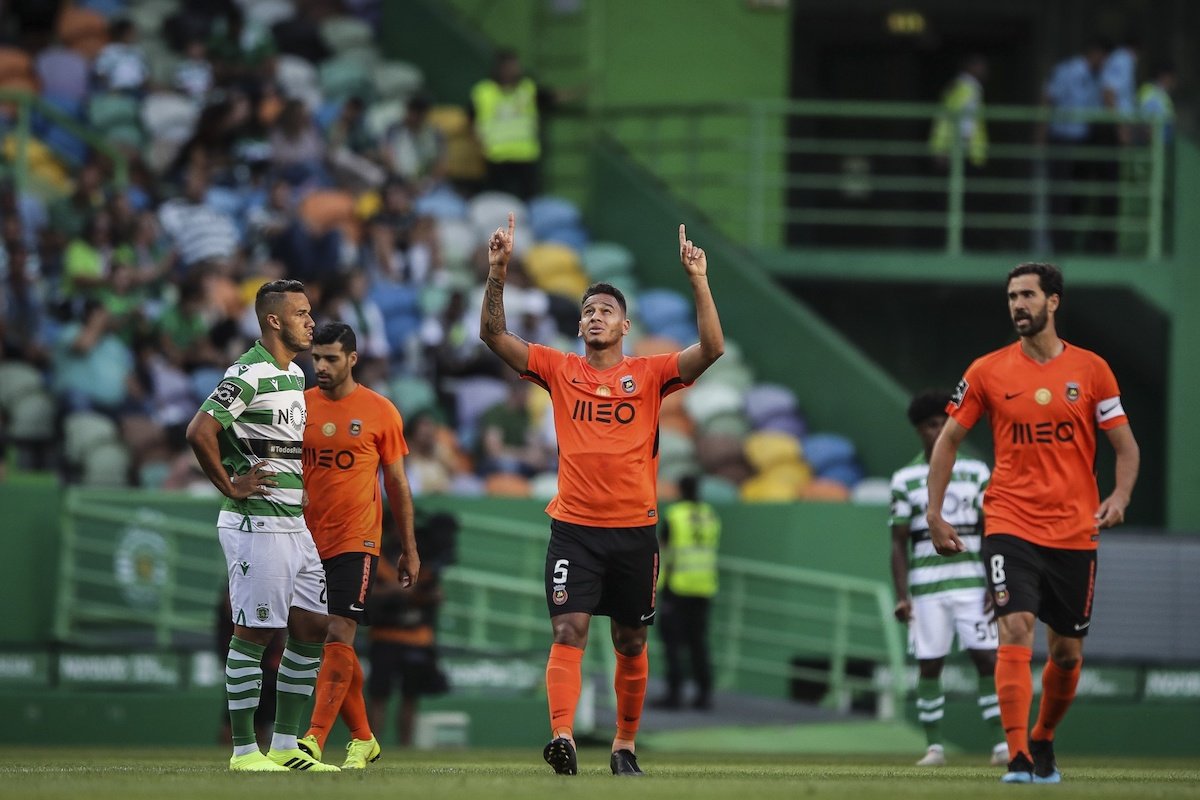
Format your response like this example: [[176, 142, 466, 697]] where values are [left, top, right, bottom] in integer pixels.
[[1004, 392, 1024, 400]]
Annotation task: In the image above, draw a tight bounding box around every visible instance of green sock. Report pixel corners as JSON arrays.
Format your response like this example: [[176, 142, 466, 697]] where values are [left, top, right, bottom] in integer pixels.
[[274, 638, 324, 737], [978, 673, 1002, 734], [916, 676, 944, 747], [226, 637, 266, 747]]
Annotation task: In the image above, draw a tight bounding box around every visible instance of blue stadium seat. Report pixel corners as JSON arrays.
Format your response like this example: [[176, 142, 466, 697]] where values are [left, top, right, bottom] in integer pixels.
[[528, 196, 582, 240]]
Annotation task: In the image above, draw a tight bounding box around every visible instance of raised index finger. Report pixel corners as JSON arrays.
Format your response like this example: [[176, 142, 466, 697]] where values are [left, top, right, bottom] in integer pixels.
[[679, 224, 687, 247], [507, 211, 515, 241]]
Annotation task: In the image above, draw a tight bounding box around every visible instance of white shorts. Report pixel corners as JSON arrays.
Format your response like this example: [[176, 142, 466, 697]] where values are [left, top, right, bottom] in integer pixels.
[[909, 588, 997, 660], [219, 526, 327, 628]]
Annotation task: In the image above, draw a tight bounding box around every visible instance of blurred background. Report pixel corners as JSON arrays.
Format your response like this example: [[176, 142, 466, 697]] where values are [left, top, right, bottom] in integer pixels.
[[0, 0, 1196, 759]]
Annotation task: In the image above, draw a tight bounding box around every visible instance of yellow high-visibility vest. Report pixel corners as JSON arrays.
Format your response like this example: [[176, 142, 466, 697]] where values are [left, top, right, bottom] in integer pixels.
[[929, 74, 988, 167], [470, 77, 541, 163], [660, 501, 720, 598]]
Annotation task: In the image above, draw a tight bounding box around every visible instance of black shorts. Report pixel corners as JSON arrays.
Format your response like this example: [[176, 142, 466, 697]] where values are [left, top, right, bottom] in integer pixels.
[[982, 534, 1097, 638], [322, 552, 378, 624], [367, 640, 449, 699], [545, 519, 659, 628]]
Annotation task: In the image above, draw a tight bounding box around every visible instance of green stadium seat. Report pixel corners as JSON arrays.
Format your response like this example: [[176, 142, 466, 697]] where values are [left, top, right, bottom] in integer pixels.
[[319, 56, 372, 102], [6, 389, 55, 443], [581, 241, 635, 282], [0, 361, 44, 412], [319, 17, 374, 54], [63, 411, 119, 466], [80, 441, 131, 487], [88, 93, 139, 130], [389, 376, 437, 418], [373, 61, 424, 101]]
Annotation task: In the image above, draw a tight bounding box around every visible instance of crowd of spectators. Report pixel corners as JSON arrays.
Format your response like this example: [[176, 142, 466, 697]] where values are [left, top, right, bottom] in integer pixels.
[[0, 0, 870, 504]]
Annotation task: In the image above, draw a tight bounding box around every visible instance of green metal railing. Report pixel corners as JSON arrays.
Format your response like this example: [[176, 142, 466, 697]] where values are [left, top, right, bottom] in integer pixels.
[[545, 100, 1170, 258], [55, 493, 905, 716], [0, 90, 128, 193]]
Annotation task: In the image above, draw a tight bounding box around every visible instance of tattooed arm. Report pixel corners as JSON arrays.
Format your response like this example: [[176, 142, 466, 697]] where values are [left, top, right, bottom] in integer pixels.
[[478, 212, 530, 373]]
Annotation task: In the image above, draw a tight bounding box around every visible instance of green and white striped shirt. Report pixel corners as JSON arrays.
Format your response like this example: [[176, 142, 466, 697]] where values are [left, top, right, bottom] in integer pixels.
[[889, 452, 990, 597], [199, 341, 307, 533]]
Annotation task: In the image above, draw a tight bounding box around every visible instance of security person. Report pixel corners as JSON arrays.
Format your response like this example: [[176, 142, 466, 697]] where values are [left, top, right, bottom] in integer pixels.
[[929, 54, 989, 168], [469, 49, 546, 200], [653, 474, 721, 710]]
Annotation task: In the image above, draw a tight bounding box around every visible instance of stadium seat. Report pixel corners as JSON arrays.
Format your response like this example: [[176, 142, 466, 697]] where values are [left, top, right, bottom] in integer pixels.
[[755, 412, 808, 440], [414, 186, 468, 221], [800, 477, 852, 502], [428, 105, 486, 181], [739, 472, 800, 503], [631, 336, 681, 356], [80, 0, 130, 18], [88, 92, 139, 130], [80, 441, 132, 487], [850, 477, 892, 505], [529, 196, 582, 240], [388, 375, 437, 418], [245, 0, 295, 28], [63, 411, 120, 466], [698, 474, 740, 504], [141, 91, 199, 143], [802, 432, 858, 474], [319, 56, 372, 102], [539, 224, 589, 252], [128, 0, 178, 35], [0, 48, 33, 83], [319, 16, 374, 53], [581, 241, 635, 282], [818, 462, 864, 489], [637, 289, 692, 335], [373, 61, 424, 101], [57, 8, 108, 48], [744, 383, 799, 428], [451, 375, 509, 445], [275, 55, 320, 101], [0, 361, 45, 412], [467, 192, 527, 239], [529, 471, 559, 501], [6, 389, 55, 444], [434, 218, 479, 271], [683, 382, 742, 424], [364, 98, 406, 140], [743, 430, 804, 472], [140, 37, 180, 87]]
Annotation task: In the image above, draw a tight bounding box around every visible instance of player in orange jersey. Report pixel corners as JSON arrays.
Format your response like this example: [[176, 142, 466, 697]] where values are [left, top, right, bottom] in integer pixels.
[[479, 213, 725, 776], [296, 321, 420, 769], [926, 262, 1139, 785]]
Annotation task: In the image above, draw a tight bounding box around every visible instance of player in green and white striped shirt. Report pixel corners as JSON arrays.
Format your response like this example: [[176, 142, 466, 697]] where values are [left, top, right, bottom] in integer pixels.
[[186, 279, 336, 773], [889, 390, 1006, 768]]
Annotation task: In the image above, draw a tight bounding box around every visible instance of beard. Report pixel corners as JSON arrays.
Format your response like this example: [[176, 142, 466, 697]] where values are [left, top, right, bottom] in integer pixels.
[[281, 327, 312, 352], [1012, 306, 1049, 337]]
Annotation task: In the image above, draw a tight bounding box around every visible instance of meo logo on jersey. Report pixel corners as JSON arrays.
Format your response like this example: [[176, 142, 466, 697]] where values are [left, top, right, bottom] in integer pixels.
[[571, 399, 635, 425]]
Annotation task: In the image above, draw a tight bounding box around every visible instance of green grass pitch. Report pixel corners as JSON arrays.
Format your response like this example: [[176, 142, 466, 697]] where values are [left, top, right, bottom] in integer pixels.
[[1, 748, 1197, 800]]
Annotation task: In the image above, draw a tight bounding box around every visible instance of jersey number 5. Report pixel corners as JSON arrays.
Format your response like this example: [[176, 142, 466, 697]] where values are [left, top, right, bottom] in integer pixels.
[[552, 559, 569, 585]]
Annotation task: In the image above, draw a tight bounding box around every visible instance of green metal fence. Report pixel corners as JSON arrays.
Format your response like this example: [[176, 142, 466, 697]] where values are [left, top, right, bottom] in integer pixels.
[[545, 100, 1171, 258], [0, 90, 128, 193], [53, 492, 903, 717]]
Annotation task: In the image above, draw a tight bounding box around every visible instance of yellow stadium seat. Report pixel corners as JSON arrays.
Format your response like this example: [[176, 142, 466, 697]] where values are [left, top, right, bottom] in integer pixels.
[[743, 430, 803, 472]]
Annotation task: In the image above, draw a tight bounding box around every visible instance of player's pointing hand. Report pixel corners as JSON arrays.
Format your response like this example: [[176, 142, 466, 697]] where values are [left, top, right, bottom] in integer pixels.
[[679, 224, 707, 278], [488, 212, 515, 273]]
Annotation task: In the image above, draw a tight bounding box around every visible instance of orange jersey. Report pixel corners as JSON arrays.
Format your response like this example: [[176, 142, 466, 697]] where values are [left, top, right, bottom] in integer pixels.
[[948, 340, 1128, 550], [303, 385, 409, 559], [523, 344, 690, 528]]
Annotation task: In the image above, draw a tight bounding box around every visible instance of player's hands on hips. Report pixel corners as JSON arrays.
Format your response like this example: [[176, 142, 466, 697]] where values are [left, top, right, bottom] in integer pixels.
[[488, 212, 515, 273], [1095, 493, 1129, 529], [927, 514, 966, 555], [893, 597, 913, 623], [396, 550, 421, 588], [227, 462, 276, 500], [679, 224, 707, 278]]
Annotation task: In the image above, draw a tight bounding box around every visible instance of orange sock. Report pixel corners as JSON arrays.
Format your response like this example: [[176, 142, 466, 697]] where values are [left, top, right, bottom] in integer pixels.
[[996, 644, 1034, 760], [613, 646, 649, 744], [306, 641, 355, 748], [339, 647, 373, 741], [546, 643, 584, 739], [1031, 658, 1081, 742]]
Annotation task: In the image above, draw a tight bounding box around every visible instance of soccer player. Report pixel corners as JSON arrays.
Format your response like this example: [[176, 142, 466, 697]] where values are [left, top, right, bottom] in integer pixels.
[[479, 214, 725, 776], [296, 321, 420, 768], [926, 263, 1139, 784], [185, 279, 338, 772], [890, 390, 1005, 767]]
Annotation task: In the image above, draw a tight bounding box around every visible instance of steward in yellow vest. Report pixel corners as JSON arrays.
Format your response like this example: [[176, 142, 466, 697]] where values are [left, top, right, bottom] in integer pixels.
[[469, 50, 544, 199]]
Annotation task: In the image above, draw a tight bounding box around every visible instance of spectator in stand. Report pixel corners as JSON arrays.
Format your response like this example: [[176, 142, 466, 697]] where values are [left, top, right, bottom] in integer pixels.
[[328, 96, 387, 189], [158, 167, 240, 270], [63, 209, 118, 298], [381, 95, 447, 194], [94, 19, 148, 95], [157, 273, 223, 372], [270, 99, 328, 187], [175, 38, 215, 102], [365, 179, 433, 285], [405, 412, 461, 497], [47, 159, 106, 249], [35, 39, 90, 104], [52, 300, 136, 416], [475, 379, 546, 477], [327, 270, 391, 367], [0, 241, 52, 365]]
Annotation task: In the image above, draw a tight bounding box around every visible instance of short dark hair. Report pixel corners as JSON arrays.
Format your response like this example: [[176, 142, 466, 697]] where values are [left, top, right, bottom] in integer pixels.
[[1007, 262, 1063, 300], [255, 279, 306, 317], [313, 321, 357, 353], [907, 389, 951, 427], [581, 282, 627, 314]]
